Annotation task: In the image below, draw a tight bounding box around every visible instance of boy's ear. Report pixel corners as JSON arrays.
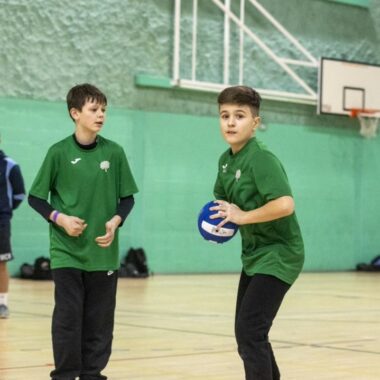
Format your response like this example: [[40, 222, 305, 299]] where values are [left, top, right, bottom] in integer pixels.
[[252, 116, 261, 132], [69, 108, 80, 121]]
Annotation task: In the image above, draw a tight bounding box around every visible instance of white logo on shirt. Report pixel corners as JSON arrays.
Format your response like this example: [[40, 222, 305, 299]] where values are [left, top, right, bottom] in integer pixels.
[[71, 158, 81, 164], [235, 169, 241, 181], [100, 161, 110, 172], [107, 271, 114, 276], [222, 164, 228, 173]]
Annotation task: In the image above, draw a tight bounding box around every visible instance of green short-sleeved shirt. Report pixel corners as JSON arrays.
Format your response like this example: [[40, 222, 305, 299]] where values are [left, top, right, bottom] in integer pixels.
[[29, 135, 138, 271], [214, 138, 304, 284]]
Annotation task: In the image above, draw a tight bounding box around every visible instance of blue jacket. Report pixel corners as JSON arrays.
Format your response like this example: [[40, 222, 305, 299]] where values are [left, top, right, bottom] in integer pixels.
[[0, 150, 25, 221]]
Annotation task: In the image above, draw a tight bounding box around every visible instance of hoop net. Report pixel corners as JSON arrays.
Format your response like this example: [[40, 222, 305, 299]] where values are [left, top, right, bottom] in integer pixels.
[[349, 108, 380, 139]]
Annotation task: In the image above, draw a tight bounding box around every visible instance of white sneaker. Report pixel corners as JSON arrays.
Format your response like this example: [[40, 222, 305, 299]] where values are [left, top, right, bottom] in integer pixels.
[[0, 304, 9, 319]]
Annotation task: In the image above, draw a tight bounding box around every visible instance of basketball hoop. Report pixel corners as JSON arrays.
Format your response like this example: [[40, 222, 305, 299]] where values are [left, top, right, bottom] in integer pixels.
[[349, 108, 380, 139]]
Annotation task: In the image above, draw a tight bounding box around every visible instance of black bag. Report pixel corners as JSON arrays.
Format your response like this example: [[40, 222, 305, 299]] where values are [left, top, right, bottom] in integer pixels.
[[119, 248, 149, 278], [356, 255, 380, 272], [20, 263, 35, 279], [20, 256, 52, 280], [33, 257, 52, 279]]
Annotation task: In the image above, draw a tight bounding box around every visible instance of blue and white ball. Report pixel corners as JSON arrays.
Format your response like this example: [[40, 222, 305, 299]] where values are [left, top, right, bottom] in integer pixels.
[[198, 201, 238, 244]]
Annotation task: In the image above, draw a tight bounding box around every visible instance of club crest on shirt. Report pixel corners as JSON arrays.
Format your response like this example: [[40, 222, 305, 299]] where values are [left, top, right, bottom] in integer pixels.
[[235, 169, 241, 181], [222, 164, 228, 173], [100, 161, 110, 172]]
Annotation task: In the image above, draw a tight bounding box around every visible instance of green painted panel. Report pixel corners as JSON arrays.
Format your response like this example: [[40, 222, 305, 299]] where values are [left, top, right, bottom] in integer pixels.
[[135, 74, 173, 89]]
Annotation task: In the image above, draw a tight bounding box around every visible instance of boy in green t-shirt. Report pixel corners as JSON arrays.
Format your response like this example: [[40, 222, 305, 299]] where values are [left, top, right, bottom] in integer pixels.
[[28, 83, 138, 380], [210, 86, 304, 380]]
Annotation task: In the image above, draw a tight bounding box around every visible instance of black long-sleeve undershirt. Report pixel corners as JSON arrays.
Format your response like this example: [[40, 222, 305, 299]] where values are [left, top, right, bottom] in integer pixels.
[[28, 194, 135, 226]]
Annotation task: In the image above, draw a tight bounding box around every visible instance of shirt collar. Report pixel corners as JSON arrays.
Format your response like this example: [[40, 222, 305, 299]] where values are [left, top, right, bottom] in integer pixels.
[[229, 137, 255, 158]]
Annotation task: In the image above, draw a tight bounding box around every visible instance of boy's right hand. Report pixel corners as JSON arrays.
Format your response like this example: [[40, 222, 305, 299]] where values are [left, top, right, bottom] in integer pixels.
[[56, 213, 87, 237]]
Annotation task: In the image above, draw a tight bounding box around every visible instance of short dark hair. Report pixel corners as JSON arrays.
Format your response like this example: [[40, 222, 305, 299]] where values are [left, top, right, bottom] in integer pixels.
[[217, 86, 261, 116], [66, 83, 107, 121]]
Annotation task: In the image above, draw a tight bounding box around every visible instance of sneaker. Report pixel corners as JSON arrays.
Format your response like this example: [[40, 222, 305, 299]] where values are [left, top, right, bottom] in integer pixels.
[[0, 304, 9, 319]]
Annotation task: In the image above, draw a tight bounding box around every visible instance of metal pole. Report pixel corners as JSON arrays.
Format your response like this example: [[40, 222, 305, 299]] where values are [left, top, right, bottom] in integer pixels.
[[280, 58, 317, 67], [173, 0, 181, 83], [192, 0, 198, 81], [178, 78, 317, 104], [239, 0, 245, 84], [224, 0, 231, 84]]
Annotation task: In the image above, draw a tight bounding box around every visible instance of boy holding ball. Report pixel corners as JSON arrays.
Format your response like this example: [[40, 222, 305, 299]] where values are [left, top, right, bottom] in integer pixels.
[[210, 86, 304, 380]]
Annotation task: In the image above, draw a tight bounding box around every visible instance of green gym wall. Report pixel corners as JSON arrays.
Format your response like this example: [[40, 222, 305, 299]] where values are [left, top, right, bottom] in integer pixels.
[[1, 0, 380, 275]]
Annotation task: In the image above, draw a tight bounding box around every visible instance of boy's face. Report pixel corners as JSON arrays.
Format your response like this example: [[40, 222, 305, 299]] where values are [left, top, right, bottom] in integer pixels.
[[219, 103, 260, 153], [70, 99, 106, 134]]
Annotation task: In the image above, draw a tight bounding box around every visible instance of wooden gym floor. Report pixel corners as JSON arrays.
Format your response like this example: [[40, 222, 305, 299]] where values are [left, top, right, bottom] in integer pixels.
[[0, 272, 379, 380]]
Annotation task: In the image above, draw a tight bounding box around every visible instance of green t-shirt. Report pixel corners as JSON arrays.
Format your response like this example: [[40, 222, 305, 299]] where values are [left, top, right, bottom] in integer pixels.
[[29, 135, 138, 271], [214, 138, 304, 284]]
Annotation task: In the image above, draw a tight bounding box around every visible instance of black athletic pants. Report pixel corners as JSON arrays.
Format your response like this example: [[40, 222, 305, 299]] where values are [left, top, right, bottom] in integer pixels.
[[50, 268, 118, 380], [235, 272, 290, 380]]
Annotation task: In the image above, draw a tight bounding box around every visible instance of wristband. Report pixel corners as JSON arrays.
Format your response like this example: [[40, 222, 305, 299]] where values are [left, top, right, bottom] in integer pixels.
[[52, 211, 60, 223]]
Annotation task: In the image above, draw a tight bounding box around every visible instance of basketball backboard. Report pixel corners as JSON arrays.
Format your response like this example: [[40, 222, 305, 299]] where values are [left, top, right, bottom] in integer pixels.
[[318, 57, 380, 116]]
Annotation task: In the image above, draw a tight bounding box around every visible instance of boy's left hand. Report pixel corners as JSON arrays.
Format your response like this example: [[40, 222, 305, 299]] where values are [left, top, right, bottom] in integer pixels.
[[209, 200, 244, 229], [95, 216, 122, 248]]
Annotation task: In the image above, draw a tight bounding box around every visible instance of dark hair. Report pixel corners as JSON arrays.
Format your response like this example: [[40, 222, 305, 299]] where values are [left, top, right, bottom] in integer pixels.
[[66, 83, 107, 121], [217, 86, 261, 116]]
